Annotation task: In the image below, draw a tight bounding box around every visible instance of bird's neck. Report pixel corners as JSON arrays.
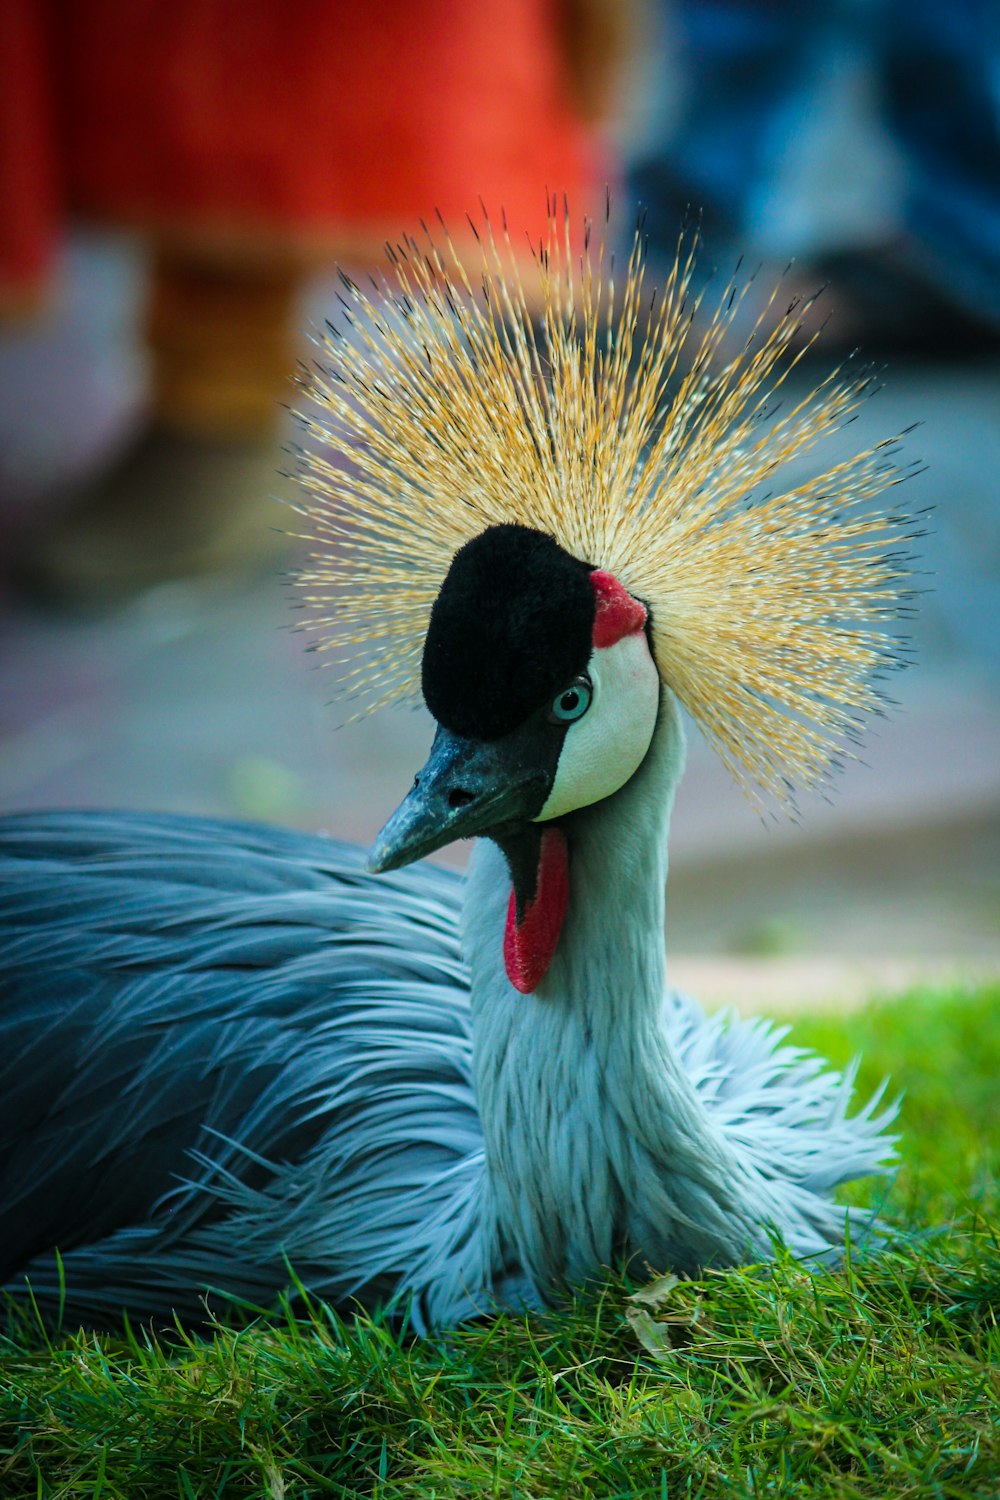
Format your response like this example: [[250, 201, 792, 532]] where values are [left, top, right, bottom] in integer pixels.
[[463, 690, 754, 1297]]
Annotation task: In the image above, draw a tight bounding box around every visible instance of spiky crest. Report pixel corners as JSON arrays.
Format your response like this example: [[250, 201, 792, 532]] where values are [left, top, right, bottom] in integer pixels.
[[290, 204, 920, 808]]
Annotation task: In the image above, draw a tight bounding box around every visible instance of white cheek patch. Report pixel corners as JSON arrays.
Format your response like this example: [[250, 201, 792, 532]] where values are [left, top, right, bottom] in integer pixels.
[[535, 632, 660, 821]]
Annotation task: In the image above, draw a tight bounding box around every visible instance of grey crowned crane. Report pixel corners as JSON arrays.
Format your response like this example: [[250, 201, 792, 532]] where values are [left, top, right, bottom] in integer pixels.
[[0, 214, 916, 1331]]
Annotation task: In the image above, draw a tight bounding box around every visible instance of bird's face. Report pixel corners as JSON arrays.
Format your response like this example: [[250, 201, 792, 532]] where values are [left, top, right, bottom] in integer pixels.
[[370, 524, 661, 991]]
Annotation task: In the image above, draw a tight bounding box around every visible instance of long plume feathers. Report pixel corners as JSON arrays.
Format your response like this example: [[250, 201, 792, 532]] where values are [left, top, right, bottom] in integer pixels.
[[291, 205, 919, 807]]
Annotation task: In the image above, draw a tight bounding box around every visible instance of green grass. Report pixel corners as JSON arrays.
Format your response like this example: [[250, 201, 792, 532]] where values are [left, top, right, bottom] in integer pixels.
[[2, 984, 997, 1499]]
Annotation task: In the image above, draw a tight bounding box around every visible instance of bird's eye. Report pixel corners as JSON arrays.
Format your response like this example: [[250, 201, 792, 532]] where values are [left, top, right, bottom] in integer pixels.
[[548, 675, 592, 724]]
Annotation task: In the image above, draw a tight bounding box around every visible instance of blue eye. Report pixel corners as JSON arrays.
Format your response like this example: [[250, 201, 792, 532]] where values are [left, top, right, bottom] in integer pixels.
[[549, 676, 592, 723]]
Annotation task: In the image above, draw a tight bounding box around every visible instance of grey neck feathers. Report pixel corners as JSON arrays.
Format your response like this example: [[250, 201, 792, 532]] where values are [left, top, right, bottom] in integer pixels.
[[462, 689, 764, 1297]]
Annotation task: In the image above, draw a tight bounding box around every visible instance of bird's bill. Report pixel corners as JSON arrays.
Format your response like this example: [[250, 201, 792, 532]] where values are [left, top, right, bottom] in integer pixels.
[[368, 724, 550, 873]]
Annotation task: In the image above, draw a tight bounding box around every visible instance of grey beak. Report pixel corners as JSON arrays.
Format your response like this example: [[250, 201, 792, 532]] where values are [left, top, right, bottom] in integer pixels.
[[368, 724, 549, 873]]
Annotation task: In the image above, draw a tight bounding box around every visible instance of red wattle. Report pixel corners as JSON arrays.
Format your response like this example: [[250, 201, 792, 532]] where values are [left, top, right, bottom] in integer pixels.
[[503, 826, 569, 994], [589, 569, 647, 649]]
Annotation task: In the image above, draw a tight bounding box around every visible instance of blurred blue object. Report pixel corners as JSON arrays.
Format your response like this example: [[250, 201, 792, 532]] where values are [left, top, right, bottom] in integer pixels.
[[887, 0, 1000, 323], [630, 0, 1000, 337]]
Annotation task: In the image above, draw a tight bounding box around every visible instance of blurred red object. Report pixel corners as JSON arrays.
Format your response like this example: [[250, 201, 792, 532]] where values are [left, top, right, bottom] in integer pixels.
[[1, 0, 608, 306]]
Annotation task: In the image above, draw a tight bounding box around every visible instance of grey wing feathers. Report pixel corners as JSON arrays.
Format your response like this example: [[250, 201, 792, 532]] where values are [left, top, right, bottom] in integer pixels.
[[0, 811, 487, 1325], [664, 989, 897, 1257]]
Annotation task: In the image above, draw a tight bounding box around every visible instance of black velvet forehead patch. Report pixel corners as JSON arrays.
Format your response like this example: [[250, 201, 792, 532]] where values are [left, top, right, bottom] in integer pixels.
[[422, 524, 596, 740]]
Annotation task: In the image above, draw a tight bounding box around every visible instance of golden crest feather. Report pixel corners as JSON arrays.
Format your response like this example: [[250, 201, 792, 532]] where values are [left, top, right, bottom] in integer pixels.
[[291, 204, 919, 808]]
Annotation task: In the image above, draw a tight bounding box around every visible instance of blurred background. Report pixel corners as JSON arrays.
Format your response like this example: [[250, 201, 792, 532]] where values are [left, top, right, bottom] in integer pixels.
[[1, 0, 997, 1006]]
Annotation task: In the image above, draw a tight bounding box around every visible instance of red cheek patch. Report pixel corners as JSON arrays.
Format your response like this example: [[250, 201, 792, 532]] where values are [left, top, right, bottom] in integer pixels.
[[590, 570, 647, 648], [503, 826, 569, 994]]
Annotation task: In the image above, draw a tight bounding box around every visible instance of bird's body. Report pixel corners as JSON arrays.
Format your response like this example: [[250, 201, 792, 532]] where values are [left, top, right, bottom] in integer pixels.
[[0, 691, 890, 1329], [0, 811, 482, 1327], [0, 210, 916, 1329]]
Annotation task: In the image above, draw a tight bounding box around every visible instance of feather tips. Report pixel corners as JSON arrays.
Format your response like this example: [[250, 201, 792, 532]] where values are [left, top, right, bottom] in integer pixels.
[[293, 205, 919, 807]]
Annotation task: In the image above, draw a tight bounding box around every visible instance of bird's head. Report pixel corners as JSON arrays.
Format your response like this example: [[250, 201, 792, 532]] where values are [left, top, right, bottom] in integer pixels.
[[369, 523, 661, 993], [296, 208, 919, 996]]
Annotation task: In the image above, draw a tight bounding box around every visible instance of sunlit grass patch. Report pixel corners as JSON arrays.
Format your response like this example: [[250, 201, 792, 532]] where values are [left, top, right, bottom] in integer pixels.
[[2, 984, 997, 1499]]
